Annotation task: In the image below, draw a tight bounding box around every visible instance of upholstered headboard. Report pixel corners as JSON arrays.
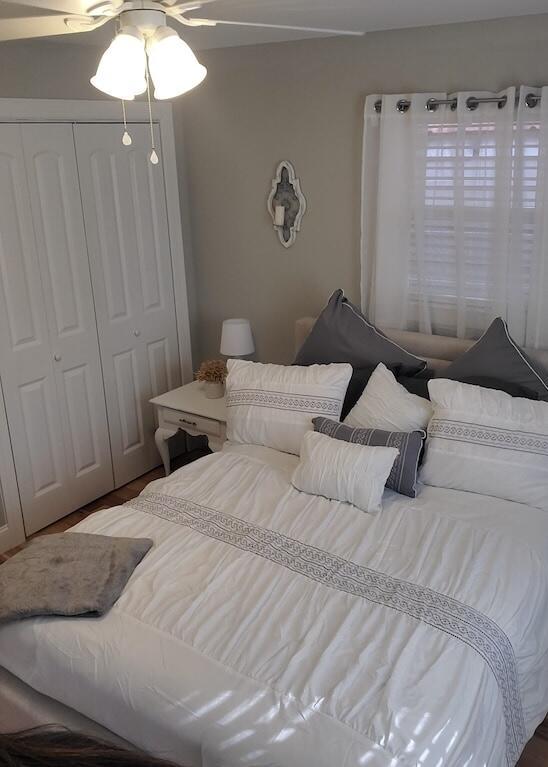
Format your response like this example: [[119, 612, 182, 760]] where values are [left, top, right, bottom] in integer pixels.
[[295, 317, 548, 374]]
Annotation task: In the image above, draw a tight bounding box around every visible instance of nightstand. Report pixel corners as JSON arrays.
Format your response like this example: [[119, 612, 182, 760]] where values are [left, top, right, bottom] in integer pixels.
[[150, 381, 227, 476]]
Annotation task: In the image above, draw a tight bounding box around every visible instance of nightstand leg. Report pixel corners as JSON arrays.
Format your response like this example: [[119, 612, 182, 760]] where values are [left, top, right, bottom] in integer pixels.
[[154, 427, 177, 476]]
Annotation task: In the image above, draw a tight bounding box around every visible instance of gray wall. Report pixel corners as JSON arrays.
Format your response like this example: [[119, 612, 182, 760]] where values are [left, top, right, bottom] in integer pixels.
[[0, 40, 103, 99], [176, 13, 548, 364]]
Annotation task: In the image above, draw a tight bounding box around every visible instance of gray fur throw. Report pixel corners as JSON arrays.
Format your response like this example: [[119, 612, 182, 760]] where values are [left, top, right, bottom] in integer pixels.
[[0, 532, 153, 624]]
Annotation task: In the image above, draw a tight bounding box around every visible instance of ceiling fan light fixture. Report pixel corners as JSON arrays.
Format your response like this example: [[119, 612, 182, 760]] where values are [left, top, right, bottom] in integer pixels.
[[146, 26, 207, 100], [90, 26, 147, 100]]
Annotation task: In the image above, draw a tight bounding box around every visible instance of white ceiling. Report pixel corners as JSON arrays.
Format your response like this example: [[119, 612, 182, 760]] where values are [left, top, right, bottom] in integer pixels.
[[6, 0, 548, 49]]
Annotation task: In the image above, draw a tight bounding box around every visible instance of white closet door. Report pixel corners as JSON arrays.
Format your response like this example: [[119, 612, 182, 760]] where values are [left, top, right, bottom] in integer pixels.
[[0, 124, 68, 533], [22, 124, 114, 521], [74, 123, 181, 486], [0, 124, 113, 534]]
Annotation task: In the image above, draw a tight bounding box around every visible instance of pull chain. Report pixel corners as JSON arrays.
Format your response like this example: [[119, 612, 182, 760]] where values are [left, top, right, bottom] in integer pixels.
[[121, 99, 132, 146], [145, 65, 159, 165]]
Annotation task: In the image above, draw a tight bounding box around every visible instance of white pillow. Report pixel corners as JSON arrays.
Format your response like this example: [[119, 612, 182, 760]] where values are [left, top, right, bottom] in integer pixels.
[[344, 362, 433, 432], [292, 431, 399, 513], [225, 359, 352, 455], [421, 379, 548, 511]]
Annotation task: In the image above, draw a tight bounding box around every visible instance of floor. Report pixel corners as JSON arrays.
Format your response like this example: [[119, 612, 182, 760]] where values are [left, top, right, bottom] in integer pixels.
[[1, 450, 547, 765]]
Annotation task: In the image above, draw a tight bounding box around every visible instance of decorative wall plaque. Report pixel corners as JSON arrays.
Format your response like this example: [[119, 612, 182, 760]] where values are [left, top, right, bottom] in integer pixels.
[[267, 161, 306, 248]]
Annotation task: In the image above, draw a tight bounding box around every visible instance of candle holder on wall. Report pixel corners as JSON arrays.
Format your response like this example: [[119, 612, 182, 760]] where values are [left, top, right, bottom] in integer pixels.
[[267, 161, 306, 248]]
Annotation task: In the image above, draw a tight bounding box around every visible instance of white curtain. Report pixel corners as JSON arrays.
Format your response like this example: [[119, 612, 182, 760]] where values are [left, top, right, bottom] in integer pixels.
[[361, 86, 548, 347]]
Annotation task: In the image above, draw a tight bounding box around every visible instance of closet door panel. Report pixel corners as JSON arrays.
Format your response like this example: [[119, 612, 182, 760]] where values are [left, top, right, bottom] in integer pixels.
[[19, 376, 64, 495], [22, 124, 113, 515], [0, 124, 69, 533], [113, 347, 145, 453], [62, 362, 105, 476], [74, 123, 181, 486], [147, 338, 171, 398]]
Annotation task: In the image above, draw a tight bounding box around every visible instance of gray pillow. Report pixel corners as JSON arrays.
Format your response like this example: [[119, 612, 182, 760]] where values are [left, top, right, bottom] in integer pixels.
[[295, 289, 426, 376], [313, 416, 425, 498], [443, 317, 548, 401]]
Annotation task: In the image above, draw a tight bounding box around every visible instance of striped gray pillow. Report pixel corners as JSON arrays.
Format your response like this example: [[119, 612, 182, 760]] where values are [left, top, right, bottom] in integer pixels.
[[312, 417, 425, 498]]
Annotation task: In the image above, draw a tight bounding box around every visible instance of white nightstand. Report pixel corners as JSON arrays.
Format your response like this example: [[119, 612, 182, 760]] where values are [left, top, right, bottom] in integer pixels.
[[150, 381, 227, 476]]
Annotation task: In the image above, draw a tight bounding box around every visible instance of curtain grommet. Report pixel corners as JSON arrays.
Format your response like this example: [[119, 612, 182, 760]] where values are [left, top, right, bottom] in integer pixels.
[[524, 92, 540, 109]]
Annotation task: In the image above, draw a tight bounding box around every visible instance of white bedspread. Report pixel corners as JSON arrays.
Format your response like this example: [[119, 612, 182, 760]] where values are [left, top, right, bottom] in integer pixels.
[[1, 443, 547, 767]]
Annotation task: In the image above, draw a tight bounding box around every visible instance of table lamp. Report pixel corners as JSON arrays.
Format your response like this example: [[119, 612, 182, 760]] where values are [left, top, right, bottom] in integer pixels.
[[220, 318, 255, 358]]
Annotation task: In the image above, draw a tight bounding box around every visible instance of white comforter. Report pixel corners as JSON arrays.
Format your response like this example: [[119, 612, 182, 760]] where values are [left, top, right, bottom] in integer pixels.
[[1, 443, 547, 767]]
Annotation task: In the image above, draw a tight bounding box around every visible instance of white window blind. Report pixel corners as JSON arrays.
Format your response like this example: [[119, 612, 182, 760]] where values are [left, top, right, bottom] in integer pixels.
[[408, 120, 539, 335]]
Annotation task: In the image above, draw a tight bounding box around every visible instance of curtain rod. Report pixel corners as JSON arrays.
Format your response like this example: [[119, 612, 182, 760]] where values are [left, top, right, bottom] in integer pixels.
[[373, 92, 541, 114]]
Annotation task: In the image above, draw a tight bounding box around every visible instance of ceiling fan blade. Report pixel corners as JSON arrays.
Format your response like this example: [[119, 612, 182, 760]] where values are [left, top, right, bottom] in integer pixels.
[[0, 11, 108, 39], [163, 0, 219, 9], [176, 16, 364, 36], [1, 0, 97, 14]]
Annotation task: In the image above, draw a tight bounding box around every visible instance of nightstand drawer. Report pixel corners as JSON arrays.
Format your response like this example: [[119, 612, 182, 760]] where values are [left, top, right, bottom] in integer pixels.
[[160, 407, 223, 437]]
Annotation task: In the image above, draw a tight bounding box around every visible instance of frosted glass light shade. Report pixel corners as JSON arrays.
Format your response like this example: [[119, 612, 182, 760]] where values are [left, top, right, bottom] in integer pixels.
[[220, 319, 255, 357], [147, 27, 207, 100], [91, 27, 147, 100]]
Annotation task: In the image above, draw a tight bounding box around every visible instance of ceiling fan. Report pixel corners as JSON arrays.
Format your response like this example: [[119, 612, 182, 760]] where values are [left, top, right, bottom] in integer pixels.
[[0, 0, 363, 161], [0, 0, 364, 95]]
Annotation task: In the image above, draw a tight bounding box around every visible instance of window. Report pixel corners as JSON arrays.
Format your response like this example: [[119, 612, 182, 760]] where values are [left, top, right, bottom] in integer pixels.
[[408, 119, 539, 335], [362, 89, 548, 346]]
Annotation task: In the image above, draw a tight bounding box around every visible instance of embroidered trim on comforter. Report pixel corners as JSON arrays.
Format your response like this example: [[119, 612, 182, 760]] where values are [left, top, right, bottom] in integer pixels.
[[127, 491, 526, 765]]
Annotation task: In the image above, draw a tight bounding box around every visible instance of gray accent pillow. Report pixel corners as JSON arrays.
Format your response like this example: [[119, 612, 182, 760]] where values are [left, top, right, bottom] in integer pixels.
[[313, 416, 425, 498], [443, 318, 548, 401], [295, 289, 426, 376]]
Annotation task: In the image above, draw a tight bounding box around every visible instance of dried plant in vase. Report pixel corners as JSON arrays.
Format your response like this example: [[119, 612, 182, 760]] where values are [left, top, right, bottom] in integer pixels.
[[195, 359, 227, 399]]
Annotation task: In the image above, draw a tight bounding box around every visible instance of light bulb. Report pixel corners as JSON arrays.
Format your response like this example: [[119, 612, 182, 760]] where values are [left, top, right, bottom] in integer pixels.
[[91, 27, 147, 101], [146, 27, 207, 100]]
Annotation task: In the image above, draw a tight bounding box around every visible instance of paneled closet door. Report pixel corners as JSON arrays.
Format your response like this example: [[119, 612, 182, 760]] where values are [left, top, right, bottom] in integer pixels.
[[0, 124, 113, 535], [0, 124, 69, 534], [74, 123, 181, 487], [22, 123, 114, 526]]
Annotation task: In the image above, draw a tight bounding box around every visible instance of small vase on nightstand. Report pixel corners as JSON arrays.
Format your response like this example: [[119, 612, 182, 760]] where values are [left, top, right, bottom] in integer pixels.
[[204, 381, 224, 399], [195, 360, 227, 399]]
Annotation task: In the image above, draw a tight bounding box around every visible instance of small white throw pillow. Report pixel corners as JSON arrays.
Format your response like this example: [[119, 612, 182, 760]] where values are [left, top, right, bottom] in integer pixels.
[[225, 359, 352, 455], [291, 431, 399, 513], [422, 379, 548, 511], [344, 363, 433, 432]]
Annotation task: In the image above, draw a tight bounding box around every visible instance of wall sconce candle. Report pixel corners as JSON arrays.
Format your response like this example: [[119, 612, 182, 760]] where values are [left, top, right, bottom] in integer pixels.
[[274, 205, 285, 226]]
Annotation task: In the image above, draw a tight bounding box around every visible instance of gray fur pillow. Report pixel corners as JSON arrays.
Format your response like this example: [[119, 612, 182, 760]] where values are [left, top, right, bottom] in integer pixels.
[[0, 532, 152, 624]]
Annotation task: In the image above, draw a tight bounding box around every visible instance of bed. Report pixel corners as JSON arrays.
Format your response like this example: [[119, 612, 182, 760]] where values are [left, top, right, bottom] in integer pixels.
[[1, 322, 547, 767]]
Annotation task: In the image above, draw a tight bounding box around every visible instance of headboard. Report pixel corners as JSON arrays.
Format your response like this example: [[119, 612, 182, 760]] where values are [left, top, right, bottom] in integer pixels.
[[295, 317, 548, 374]]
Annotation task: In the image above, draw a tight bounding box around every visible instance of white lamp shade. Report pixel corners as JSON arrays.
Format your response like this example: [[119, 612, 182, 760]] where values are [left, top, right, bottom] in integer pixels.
[[147, 27, 207, 100], [91, 27, 147, 101], [220, 319, 255, 357]]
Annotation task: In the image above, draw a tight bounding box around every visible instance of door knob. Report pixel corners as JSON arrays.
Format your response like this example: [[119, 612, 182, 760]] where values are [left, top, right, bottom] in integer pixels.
[[134, 330, 141, 337], [54, 354, 62, 362]]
